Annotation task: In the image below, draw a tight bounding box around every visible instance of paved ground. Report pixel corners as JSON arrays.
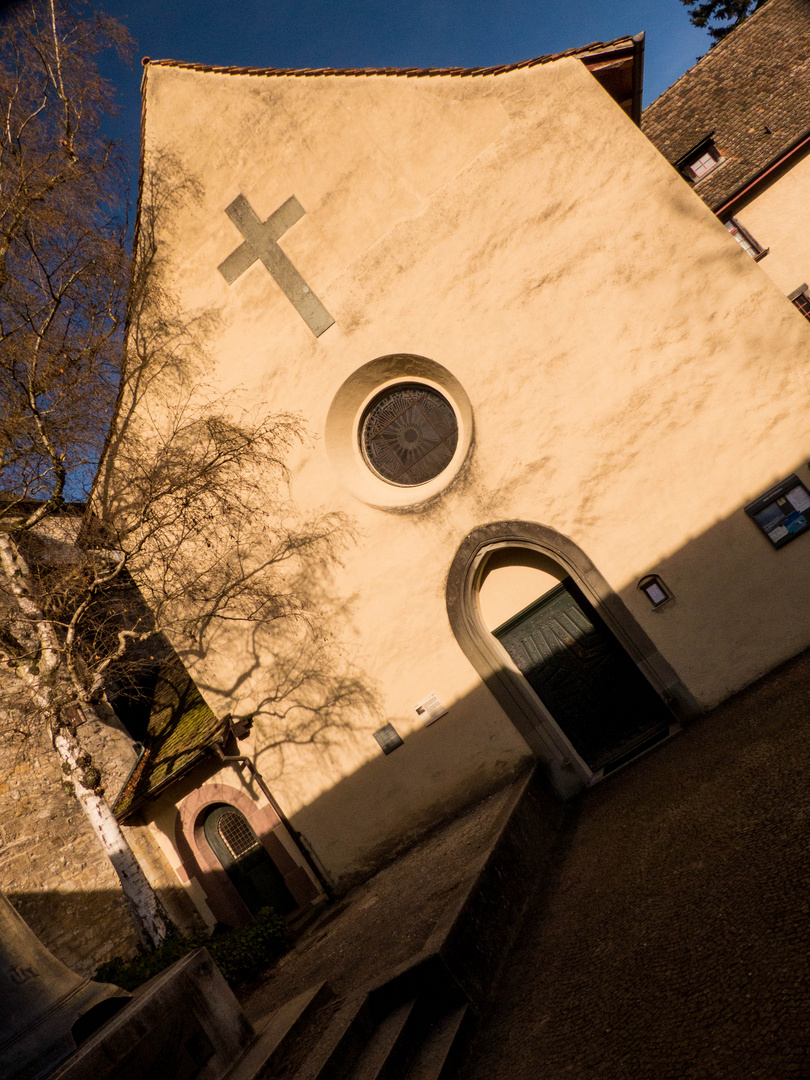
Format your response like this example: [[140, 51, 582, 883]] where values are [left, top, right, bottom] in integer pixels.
[[238, 777, 519, 1024], [454, 650, 810, 1080]]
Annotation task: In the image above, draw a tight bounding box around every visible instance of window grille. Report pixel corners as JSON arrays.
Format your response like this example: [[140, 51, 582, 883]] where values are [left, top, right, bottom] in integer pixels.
[[678, 139, 722, 181], [673, 136, 725, 182], [217, 810, 261, 859], [360, 385, 458, 486]]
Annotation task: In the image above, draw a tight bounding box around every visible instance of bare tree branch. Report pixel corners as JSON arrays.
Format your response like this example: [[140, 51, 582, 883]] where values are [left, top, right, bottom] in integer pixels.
[[0, 1, 375, 950]]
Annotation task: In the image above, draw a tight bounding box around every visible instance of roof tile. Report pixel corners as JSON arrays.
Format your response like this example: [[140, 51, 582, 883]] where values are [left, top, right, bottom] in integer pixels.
[[643, 0, 810, 211], [112, 653, 226, 820]]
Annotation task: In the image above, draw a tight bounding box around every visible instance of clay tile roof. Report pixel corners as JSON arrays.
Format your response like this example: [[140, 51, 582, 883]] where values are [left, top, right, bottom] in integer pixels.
[[643, 0, 810, 212], [112, 653, 227, 821]]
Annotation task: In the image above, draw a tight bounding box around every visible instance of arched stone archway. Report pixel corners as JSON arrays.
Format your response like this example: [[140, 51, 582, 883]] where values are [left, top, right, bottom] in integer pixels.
[[173, 782, 318, 927], [202, 804, 297, 917], [445, 521, 696, 796]]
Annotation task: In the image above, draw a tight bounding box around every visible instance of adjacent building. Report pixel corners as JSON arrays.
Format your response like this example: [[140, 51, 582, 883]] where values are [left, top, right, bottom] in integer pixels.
[[643, 0, 810, 314]]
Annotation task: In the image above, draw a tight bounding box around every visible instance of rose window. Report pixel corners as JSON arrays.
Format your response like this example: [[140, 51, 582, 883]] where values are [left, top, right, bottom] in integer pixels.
[[360, 385, 458, 486]]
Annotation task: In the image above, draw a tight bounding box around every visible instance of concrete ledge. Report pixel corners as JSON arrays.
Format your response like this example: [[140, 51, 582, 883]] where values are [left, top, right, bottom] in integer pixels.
[[343, 766, 564, 1013], [49, 949, 254, 1080]]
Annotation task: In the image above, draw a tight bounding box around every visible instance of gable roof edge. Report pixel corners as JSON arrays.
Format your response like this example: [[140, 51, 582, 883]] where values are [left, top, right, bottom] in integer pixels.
[[139, 35, 639, 83]]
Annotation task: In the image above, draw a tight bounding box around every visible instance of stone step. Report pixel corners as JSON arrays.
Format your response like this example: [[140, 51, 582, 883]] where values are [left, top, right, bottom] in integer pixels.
[[234, 770, 551, 1080], [225, 981, 334, 1080], [295, 992, 375, 1080], [405, 1004, 469, 1080], [347, 998, 419, 1080]]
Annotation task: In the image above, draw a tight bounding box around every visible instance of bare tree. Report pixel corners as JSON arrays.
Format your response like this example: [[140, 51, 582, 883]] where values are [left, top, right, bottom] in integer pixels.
[[95, 152, 370, 758], [0, 1, 370, 949]]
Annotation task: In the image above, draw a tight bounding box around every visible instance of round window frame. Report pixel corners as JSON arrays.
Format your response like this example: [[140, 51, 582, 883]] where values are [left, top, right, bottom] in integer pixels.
[[324, 355, 473, 510], [359, 382, 460, 488]]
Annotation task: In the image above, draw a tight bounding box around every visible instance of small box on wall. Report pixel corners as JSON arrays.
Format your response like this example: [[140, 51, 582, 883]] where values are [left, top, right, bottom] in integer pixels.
[[373, 723, 404, 754]]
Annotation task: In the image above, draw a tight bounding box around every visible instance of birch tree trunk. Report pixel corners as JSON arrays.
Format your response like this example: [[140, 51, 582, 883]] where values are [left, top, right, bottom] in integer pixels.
[[52, 712, 168, 948], [0, 532, 168, 949]]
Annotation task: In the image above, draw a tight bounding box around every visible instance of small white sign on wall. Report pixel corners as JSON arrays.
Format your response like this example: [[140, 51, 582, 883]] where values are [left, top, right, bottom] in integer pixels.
[[414, 692, 448, 726]]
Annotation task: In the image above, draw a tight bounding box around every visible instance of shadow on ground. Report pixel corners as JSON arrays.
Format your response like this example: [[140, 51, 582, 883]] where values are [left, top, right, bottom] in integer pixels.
[[453, 646, 810, 1080]]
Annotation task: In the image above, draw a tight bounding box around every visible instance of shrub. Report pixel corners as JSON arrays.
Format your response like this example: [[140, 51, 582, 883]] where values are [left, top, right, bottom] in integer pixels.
[[96, 907, 288, 991]]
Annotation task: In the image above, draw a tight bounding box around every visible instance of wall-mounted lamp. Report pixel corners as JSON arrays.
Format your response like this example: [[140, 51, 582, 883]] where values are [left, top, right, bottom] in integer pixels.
[[229, 714, 254, 740], [638, 574, 672, 609]]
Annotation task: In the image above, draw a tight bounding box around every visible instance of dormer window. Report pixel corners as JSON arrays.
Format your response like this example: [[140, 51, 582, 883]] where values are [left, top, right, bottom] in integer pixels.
[[687, 147, 720, 178], [675, 136, 723, 183]]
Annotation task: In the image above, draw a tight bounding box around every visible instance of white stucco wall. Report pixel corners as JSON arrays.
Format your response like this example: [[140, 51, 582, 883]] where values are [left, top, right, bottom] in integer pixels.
[[136, 56, 810, 882], [729, 146, 810, 296]]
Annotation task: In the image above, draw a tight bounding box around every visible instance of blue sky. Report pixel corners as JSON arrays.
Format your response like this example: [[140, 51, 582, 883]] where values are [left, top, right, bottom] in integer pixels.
[[97, 0, 710, 150]]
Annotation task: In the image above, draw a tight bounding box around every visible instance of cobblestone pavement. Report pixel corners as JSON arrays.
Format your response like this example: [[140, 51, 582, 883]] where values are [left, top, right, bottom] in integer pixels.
[[455, 651, 810, 1080], [239, 778, 519, 1023]]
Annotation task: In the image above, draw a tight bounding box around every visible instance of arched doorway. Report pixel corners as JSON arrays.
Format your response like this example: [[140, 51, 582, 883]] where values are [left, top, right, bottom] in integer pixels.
[[202, 805, 297, 917], [447, 522, 694, 794]]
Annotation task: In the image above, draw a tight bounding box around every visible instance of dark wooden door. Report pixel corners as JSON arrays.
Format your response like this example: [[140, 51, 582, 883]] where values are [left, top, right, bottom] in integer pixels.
[[204, 806, 296, 917], [495, 581, 671, 771]]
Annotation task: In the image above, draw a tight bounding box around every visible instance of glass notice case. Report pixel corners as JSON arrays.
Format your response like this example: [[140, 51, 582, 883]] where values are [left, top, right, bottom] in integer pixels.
[[745, 474, 810, 549]]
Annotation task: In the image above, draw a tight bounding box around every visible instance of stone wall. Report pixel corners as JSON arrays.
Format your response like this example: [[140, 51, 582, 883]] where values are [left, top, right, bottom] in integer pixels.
[[0, 684, 201, 978]]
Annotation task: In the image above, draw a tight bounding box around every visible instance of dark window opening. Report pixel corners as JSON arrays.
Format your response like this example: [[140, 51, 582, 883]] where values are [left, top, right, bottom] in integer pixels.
[[789, 284, 810, 321]]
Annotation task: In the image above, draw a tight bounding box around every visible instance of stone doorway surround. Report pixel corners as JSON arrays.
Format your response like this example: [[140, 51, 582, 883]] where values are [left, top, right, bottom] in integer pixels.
[[173, 782, 320, 927], [445, 520, 696, 797]]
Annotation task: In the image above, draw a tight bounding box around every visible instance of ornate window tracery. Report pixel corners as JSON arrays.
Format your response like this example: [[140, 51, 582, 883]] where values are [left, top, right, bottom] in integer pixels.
[[360, 384, 458, 486]]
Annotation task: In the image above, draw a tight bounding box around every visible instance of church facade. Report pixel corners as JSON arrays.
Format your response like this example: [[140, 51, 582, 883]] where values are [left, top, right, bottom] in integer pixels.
[[119, 35, 810, 929]]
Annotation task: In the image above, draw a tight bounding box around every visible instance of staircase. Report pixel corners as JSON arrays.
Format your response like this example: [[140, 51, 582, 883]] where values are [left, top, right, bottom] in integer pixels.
[[226, 958, 471, 1080], [225, 767, 562, 1080]]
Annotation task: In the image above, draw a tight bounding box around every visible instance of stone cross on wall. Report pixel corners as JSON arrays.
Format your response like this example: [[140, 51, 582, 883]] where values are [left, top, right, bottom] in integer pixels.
[[217, 194, 335, 337]]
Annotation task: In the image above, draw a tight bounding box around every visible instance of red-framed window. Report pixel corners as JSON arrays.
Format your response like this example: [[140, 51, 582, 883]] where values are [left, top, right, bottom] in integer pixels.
[[679, 139, 723, 182], [790, 288, 810, 321]]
